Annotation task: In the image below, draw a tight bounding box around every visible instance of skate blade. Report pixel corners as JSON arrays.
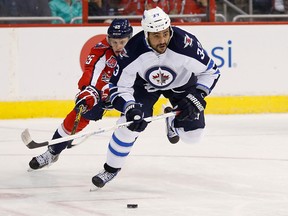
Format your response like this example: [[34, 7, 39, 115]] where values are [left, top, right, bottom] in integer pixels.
[[89, 185, 101, 192], [27, 164, 51, 172], [27, 167, 36, 172]]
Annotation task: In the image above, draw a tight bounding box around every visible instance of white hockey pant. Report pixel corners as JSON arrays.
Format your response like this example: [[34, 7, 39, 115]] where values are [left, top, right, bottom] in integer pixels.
[[176, 127, 204, 144]]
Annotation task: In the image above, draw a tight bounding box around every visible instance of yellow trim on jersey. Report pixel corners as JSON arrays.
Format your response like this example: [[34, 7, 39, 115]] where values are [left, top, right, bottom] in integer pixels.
[[0, 96, 287, 119]]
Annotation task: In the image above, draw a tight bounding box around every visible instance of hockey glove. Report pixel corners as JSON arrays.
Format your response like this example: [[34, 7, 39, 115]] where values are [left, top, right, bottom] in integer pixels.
[[75, 86, 100, 113], [101, 84, 110, 102], [175, 90, 207, 121], [125, 103, 148, 132]]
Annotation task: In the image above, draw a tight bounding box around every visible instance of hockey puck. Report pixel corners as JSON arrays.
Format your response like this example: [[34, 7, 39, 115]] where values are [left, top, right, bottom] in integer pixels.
[[127, 204, 138, 208]]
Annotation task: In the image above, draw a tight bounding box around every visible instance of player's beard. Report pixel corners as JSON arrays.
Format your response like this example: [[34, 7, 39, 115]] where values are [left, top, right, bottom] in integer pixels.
[[155, 43, 167, 54]]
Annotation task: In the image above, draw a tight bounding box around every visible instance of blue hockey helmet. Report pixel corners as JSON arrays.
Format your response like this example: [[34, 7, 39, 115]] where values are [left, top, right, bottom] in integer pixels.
[[107, 19, 133, 39]]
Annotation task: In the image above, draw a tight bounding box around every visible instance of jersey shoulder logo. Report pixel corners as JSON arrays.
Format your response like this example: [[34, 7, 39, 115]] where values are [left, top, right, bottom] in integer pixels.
[[184, 34, 193, 48], [145, 66, 176, 89], [106, 56, 117, 68], [95, 42, 109, 49], [95, 42, 104, 48]]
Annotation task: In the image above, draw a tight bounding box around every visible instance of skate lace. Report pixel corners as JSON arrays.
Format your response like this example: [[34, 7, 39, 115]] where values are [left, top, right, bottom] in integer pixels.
[[98, 170, 117, 183], [36, 151, 57, 166]]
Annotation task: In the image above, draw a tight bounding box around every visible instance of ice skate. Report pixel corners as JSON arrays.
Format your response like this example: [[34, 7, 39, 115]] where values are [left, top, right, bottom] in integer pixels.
[[92, 169, 120, 188], [164, 106, 180, 144], [29, 149, 59, 170]]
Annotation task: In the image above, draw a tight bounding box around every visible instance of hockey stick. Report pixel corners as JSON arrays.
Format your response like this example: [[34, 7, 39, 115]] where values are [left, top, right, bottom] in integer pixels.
[[21, 112, 176, 149], [67, 105, 84, 149]]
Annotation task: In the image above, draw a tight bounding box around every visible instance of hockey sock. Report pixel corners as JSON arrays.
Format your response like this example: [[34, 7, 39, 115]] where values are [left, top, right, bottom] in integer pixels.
[[106, 116, 140, 168], [48, 130, 72, 155]]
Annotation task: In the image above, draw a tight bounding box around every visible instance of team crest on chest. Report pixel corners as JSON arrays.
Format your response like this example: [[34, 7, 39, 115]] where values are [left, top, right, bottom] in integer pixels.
[[145, 66, 176, 89], [184, 34, 193, 48], [106, 56, 117, 68]]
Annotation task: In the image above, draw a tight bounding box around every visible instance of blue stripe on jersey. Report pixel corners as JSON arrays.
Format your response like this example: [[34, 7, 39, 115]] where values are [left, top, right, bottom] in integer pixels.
[[207, 59, 215, 70], [196, 83, 210, 93], [214, 69, 221, 75]]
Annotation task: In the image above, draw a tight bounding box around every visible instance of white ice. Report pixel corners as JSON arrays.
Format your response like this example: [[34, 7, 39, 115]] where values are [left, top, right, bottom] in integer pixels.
[[0, 114, 288, 216]]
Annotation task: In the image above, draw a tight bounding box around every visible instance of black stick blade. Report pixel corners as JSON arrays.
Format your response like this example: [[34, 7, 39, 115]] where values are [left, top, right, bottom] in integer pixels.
[[21, 129, 49, 149]]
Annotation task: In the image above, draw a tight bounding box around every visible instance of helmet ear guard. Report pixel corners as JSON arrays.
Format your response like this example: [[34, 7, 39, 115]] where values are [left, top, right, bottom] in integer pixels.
[[107, 19, 133, 39], [141, 7, 171, 34]]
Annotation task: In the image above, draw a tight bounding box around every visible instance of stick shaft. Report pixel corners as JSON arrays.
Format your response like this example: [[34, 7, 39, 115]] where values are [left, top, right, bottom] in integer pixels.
[[49, 112, 175, 145], [67, 105, 84, 148], [22, 112, 175, 149], [71, 105, 83, 134]]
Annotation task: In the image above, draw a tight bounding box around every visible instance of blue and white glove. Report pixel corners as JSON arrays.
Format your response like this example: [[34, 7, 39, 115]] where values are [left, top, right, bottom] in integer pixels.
[[125, 103, 148, 132], [75, 86, 100, 113], [175, 90, 207, 121]]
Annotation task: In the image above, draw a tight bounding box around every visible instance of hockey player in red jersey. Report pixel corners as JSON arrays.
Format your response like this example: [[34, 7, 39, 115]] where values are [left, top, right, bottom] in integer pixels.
[[29, 19, 133, 170]]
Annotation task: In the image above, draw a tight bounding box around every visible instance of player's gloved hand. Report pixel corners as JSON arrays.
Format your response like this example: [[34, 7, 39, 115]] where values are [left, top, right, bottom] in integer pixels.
[[101, 83, 110, 102], [75, 86, 100, 113], [175, 90, 207, 121], [100, 84, 113, 110], [125, 103, 148, 132]]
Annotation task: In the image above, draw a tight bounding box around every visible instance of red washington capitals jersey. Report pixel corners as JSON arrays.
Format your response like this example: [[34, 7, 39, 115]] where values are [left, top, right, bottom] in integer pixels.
[[78, 37, 117, 92]]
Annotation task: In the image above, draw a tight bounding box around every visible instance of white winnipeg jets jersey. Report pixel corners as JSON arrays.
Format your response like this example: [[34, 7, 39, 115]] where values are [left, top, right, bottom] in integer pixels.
[[109, 26, 220, 112]]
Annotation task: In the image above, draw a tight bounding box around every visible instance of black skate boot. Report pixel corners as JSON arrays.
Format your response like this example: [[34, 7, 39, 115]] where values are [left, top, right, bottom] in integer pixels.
[[92, 164, 120, 188], [29, 149, 59, 170]]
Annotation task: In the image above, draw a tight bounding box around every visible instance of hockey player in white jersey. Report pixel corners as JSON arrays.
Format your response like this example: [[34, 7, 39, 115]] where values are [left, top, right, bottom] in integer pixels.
[[92, 6, 221, 188]]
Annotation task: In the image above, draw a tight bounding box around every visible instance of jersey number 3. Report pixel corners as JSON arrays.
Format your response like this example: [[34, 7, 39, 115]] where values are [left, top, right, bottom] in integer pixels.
[[196, 42, 205, 60]]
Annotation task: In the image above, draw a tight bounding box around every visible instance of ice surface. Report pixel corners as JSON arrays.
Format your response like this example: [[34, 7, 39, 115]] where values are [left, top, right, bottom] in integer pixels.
[[0, 114, 288, 216]]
